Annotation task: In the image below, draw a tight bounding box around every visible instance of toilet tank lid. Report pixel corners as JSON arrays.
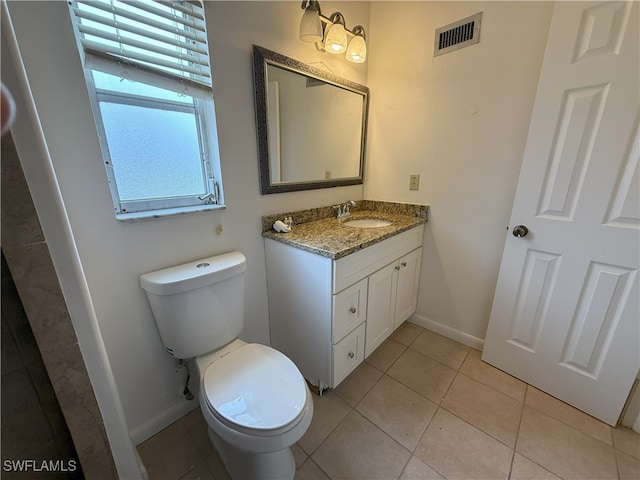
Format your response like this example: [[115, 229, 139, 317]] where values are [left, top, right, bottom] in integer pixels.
[[140, 251, 247, 296]]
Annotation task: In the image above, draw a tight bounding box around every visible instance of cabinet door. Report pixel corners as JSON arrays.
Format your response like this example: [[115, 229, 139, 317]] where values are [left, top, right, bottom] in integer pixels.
[[394, 248, 422, 329], [365, 262, 397, 357]]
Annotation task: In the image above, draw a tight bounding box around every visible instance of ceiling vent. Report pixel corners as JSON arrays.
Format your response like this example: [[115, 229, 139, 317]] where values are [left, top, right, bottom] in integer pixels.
[[434, 12, 482, 57]]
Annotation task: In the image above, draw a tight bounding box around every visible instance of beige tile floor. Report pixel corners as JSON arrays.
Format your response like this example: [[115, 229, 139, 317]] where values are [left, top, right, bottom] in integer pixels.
[[138, 323, 640, 480]]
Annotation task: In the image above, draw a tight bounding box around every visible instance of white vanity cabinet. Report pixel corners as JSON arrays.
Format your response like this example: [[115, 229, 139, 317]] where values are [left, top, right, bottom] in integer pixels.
[[265, 226, 423, 390]]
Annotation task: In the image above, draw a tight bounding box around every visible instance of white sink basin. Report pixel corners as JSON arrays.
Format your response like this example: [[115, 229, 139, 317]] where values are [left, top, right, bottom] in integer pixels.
[[343, 218, 393, 228]]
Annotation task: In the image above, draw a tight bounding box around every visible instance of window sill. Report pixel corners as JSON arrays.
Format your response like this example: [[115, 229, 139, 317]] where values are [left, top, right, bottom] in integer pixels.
[[116, 204, 226, 223]]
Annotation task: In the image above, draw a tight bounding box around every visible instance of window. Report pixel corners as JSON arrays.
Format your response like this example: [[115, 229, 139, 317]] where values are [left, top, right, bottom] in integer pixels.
[[68, 0, 224, 219]]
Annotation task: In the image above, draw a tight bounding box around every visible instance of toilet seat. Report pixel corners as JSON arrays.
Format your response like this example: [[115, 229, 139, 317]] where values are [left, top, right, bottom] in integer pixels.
[[202, 343, 308, 435]]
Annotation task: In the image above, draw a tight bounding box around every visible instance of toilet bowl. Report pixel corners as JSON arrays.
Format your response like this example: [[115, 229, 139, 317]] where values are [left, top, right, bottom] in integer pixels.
[[140, 252, 313, 480], [195, 340, 313, 479]]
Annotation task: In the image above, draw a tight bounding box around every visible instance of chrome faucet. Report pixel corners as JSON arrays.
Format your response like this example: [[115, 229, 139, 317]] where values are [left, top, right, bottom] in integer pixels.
[[334, 200, 357, 218]]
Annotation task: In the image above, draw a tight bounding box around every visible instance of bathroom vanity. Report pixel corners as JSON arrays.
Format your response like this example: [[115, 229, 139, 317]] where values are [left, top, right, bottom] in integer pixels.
[[263, 201, 428, 391]]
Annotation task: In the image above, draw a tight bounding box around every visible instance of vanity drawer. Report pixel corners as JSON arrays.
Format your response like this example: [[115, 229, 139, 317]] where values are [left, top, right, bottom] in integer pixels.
[[332, 277, 367, 343], [332, 322, 366, 387]]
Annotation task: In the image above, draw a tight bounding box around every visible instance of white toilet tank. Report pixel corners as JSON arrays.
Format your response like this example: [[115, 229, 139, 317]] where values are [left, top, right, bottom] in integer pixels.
[[140, 251, 247, 359]]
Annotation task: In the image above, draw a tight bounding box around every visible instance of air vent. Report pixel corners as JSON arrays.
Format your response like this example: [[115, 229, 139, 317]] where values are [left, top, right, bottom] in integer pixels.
[[434, 12, 482, 57]]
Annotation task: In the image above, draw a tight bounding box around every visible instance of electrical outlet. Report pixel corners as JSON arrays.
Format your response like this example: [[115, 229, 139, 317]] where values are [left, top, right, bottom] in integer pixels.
[[409, 174, 420, 191], [325, 170, 332, 179]]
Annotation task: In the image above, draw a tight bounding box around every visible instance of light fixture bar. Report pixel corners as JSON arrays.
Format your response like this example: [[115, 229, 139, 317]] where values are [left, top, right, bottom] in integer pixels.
[[317, 12, 362, 41]]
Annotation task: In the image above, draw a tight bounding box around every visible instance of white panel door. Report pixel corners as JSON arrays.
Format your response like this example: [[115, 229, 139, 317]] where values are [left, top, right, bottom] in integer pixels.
[[483, 1, 639, 425]]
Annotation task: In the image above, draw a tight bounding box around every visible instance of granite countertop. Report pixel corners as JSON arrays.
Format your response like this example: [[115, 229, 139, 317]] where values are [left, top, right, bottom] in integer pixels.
[[262, 201, 428, 259]]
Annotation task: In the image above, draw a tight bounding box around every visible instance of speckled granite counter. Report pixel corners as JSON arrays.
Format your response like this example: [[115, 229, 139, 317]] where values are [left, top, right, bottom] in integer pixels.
[[262, 200, 429, 259]]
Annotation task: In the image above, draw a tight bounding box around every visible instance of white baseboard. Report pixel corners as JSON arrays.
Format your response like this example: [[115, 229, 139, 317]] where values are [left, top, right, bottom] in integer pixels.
[[409, 313, 485, 351], [130, 400, 200, 446]]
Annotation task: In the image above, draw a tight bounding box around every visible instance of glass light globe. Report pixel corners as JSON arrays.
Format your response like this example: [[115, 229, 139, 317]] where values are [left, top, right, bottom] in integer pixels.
[[346, 35, 366, 63], [324, 22, 347, 54], [299, 8, 322, 43]]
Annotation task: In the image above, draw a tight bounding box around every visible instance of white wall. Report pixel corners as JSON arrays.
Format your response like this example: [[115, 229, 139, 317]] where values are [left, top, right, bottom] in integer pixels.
[[6, 0, 369, 444], [365, 2, 554, 344]]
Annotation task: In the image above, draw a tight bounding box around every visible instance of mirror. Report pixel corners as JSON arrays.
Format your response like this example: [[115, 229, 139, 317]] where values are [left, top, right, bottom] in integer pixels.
[[252, 45, 369, 194]]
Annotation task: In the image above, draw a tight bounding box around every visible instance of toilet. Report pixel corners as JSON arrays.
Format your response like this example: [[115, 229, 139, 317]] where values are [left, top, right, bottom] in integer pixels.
[[140, 251, 313, 480]]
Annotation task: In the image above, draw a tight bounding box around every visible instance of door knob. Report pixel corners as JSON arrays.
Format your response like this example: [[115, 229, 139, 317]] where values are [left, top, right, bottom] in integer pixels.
[[512, 225, 529, 238]]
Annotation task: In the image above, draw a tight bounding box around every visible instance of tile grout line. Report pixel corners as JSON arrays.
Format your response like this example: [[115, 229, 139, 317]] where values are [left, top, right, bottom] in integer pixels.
[[359, 339, 446, 474], [457, 354, 528, 404], [507, 384, 528, 480], [611, 441, 622, 480], [394, 451, 415, 480], [372, 339, 409, 373], [408, 403, 449, 480], [350, 365, 386, 410], [182, 415, 211, 460], [438, 354, 464, 403], [433, 349, 530, 476], [327, 326, 431, 479], [609, 420, 623, 480], [511, 389, 612, 480], [301, 392, 355, 460], [402, 333, 622, 467], [399, 345, 471, 480], [305, 456, 333, 480], [305, 328, 421, 478], [349, 409, 415, 480], [307, 400, 415, 480], [365, 341, 458, 410], [525, 395, 618, 450]]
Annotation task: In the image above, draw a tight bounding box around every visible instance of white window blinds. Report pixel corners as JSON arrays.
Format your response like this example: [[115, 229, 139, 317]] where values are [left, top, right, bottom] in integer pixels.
[[69, 0, 213, 99]]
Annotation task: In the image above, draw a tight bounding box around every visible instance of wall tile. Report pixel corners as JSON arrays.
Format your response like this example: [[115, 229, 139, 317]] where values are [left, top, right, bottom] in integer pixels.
[[1, 369, 54, 459], [0, 134, 44, 247], [3, 244, 78, 356], [2, 138, 117, 478]]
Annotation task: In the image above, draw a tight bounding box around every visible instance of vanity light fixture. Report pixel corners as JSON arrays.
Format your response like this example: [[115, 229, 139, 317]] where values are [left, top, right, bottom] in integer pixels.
[[299, 0, 367, 63]]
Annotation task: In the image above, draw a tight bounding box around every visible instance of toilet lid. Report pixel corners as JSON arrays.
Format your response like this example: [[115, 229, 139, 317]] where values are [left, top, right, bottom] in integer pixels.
[[202, 343, 307, 431]]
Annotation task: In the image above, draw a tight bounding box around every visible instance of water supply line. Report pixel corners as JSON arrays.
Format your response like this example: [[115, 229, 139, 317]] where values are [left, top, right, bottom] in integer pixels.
[[178, 359, 195, 401]]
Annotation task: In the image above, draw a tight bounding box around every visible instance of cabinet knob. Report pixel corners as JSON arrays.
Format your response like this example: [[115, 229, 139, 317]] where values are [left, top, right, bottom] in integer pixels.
[[348, 351, 355, 359], [349, 307, 357, 314], [401, 262, 407, 267], [395, 265, 401, 271]]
